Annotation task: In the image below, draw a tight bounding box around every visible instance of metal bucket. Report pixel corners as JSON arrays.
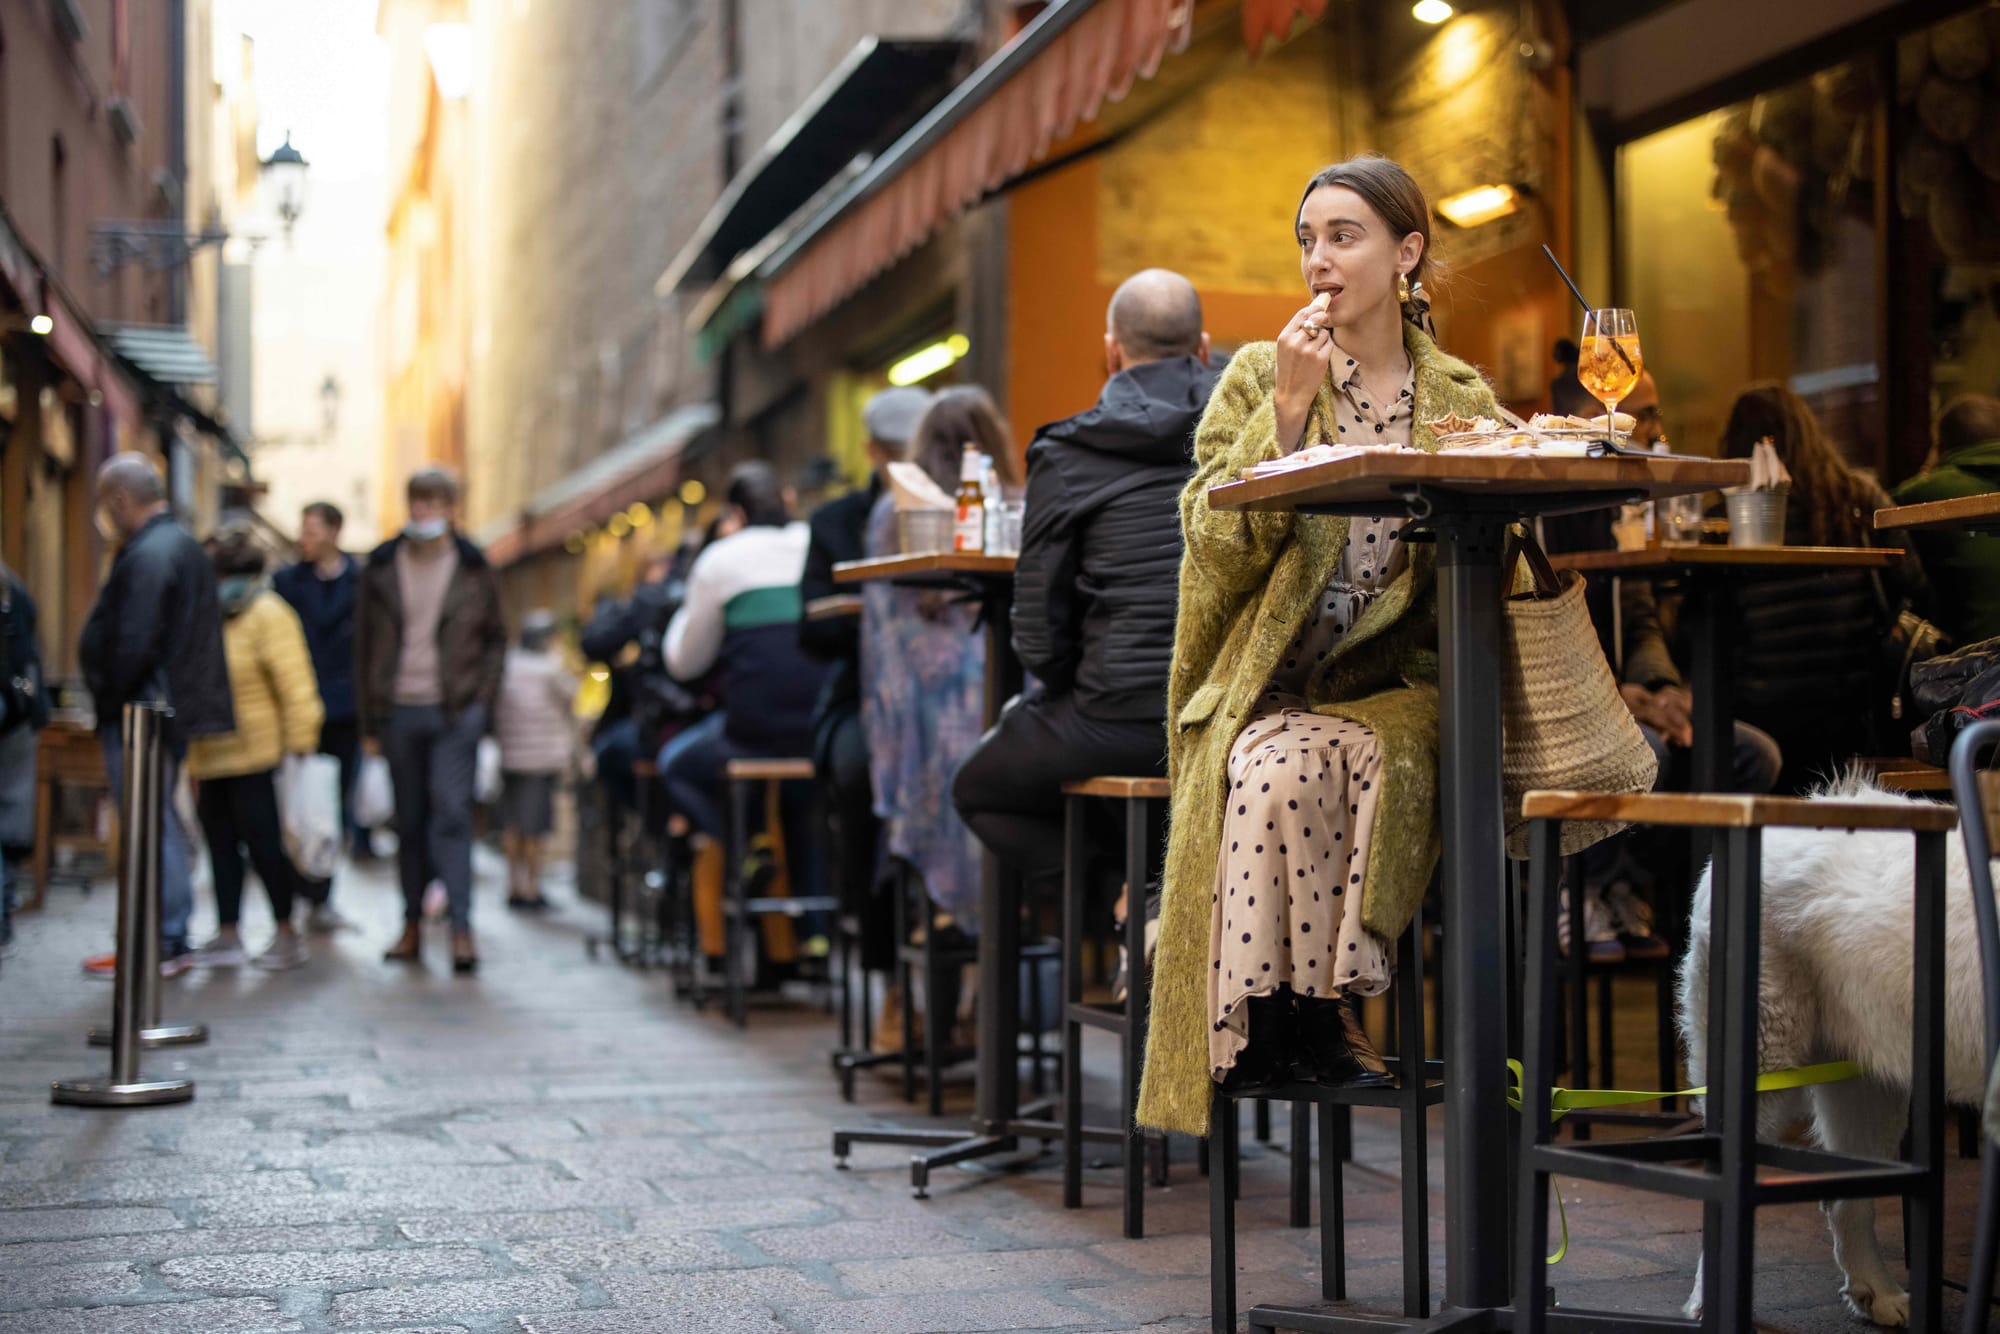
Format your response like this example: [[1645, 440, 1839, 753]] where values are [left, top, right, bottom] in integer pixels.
[[1725, 489, 1787, 548]]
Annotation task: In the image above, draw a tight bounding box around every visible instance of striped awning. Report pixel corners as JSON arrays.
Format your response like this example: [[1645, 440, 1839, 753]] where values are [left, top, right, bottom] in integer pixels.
[[99, 324, 219, 387], [755, 0, 1335, 350], [759, 0, 1198, 350]]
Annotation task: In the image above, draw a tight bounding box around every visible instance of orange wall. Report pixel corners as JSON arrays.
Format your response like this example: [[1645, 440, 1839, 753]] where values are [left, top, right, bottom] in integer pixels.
[[1007, 154, 1312, 448]]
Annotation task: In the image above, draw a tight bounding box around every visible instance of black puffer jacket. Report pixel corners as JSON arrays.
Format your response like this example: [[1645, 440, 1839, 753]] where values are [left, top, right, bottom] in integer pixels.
[[77, 512, 235, 750], [1012, 355, 1219, 721], [1720, 494, 1925, 791]]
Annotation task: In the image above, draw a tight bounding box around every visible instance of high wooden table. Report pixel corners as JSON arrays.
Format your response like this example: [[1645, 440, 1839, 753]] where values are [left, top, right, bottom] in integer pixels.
[[826, 551, 1040, 1197], [1546, 544, 1902, 801], [1874, 491, 2000, 534], [1210, 451, 1748, 1334]]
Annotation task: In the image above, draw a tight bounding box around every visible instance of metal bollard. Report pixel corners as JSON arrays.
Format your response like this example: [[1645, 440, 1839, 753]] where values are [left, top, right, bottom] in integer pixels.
[[88, 706, 207, 1050], [53, 704, 195, 1107]]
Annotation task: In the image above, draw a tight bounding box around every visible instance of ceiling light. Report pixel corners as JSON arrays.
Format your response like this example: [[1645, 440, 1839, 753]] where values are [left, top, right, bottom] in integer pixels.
[[28, 314, 53, 336], [1435, 183, 1520, 228], [626, 502, 653, 529], [606, 513, 632, 539], [887, 333, 971, 388], [1412, 0, 1453, 23], [678, 479, 707, 507]]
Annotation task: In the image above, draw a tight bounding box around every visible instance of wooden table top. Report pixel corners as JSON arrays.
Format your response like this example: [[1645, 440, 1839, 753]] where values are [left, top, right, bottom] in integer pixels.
[[803, 594, 864, 621], [1547, 543, 1904, 574], [833, 552, 1017, 584], [1873, 492, 2000, 532], [1208, 451, 1751, 513]]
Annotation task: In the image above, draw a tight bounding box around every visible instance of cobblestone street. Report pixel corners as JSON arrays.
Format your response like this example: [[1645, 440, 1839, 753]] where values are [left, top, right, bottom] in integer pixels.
[[0, 850, 1977, 1332]]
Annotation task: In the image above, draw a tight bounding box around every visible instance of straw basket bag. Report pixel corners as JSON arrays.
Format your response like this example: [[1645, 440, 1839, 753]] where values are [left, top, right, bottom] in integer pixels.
[[1500, 530, 1659, 859]]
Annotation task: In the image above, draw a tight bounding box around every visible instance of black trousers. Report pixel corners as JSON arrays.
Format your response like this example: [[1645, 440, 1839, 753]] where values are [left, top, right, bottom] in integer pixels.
[[951, 689, 1167, 887], [196, 769, 300, 928]]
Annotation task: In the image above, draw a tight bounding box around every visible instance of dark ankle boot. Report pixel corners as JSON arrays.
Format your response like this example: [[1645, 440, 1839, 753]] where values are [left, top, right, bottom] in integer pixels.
[[1298, 997, 1390, 1087], [1217, 991, 1299, 1093]]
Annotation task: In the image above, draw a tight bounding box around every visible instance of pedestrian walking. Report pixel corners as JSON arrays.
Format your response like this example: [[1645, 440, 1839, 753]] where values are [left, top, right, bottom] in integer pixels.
[[496, 609, 578, 910], [272, 500, 366, 930], [76, 453, 235, 977], [186, 526, 324, 971], [355, 468, 506, 973]]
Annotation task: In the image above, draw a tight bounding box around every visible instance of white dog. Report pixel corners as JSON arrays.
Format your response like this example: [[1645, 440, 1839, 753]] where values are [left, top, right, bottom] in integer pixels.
[[1675, 777, 1989, 1327]]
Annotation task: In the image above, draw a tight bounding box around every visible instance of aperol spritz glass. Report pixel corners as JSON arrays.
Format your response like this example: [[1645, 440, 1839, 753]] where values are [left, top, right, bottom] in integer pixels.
[[1578, 308, 1643, 442]]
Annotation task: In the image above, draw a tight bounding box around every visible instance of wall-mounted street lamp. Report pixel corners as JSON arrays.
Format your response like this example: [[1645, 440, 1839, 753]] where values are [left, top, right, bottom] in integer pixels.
[[90, 131, 312, 276], [263, 132, 311, 238]]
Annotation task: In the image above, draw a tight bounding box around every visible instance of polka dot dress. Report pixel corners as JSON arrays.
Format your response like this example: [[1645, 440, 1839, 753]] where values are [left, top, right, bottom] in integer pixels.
[[1206, 353, 1415, 1081]]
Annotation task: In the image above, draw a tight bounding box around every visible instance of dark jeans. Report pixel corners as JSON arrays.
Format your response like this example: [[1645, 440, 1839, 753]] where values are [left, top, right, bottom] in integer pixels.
[[100, 730, 193, 957], [382, 702, 484, 931], [952, 689, 1168, 887], [817, 703, 892, 971], [318, 716, 366, 862], [196, 769, 300, 928], [1641, 720, 1783, 796], [593, 716, 644, 812], [659, 711, 827, 901]]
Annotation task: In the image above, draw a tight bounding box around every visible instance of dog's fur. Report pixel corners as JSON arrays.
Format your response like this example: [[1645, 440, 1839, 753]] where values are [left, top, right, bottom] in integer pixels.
[[1675, 776, 1988, 1327]]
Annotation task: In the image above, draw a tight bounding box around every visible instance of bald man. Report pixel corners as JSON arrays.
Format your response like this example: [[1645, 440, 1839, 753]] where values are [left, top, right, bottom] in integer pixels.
[[953, 268, 1217, 888], [76, 453, 234, 974]]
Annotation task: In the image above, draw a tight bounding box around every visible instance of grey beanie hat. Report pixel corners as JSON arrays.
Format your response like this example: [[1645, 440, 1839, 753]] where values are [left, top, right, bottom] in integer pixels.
[[863, 386, 934, 447]]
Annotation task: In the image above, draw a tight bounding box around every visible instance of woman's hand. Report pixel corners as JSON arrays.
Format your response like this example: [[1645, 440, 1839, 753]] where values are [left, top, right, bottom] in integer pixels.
[[1273, 296, 1338, 452]]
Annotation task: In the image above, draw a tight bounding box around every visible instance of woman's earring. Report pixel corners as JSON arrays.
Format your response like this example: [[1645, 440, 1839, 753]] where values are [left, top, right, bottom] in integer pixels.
[[1396, 272, 1411, 305]]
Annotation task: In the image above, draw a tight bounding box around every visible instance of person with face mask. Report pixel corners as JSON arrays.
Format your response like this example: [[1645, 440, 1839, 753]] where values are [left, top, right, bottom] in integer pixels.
[[354, 468, 507, 973], [75, 453, 235, 977]]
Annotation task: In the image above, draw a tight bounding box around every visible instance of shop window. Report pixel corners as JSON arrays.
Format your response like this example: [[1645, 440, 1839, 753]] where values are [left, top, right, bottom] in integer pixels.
[[1620, 54, 1884, 473], [1895, 9, 2000, 442]]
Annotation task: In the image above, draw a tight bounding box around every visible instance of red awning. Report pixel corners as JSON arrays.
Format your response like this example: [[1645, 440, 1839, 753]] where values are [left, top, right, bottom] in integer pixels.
[[760, 0, 1198, 350]]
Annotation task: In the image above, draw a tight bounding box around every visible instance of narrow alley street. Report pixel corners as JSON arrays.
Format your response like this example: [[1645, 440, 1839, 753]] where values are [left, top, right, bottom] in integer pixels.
[[0, 852, 1975, 1332]]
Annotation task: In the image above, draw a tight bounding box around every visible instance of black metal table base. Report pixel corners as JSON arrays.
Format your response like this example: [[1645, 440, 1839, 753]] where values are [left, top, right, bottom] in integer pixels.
[[832, 1101, 1067, 1198], [1243, 1303, 1698, 1334]]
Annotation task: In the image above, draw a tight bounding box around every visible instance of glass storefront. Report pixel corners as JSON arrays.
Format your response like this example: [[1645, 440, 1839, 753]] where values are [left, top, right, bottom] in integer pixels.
[[1617, 4, 2000, 486]]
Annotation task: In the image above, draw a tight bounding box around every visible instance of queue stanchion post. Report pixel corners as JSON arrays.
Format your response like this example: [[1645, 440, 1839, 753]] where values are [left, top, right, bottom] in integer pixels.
[[54, 703, 195, 1107], [90, 706, 207, 1049]]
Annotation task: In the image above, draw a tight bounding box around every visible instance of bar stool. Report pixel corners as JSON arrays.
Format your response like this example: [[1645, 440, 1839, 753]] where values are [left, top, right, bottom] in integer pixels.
[[1209, 910, 1443, 1332], [719, 757, 839, 1027], [1516, 789, 1954, 1334], [1059, 775, 1170, 1238], [1558, 852, 1681, 1140]]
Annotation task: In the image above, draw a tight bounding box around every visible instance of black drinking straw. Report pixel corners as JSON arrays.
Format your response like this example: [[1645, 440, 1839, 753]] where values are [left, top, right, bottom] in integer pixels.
[[1542, 243, 1635, 374]]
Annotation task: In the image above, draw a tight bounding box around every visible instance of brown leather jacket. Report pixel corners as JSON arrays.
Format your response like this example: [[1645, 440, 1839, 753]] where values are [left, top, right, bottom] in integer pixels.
[[353, 533, 507, 738]]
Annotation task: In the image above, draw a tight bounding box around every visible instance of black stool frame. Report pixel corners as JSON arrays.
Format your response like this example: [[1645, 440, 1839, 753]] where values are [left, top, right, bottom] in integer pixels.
[[1213, 912, 1443, 1333], [718, 767, 841, 1027], [1517, 814, 1947, 1334], [1060, 784, 1169, 1238]]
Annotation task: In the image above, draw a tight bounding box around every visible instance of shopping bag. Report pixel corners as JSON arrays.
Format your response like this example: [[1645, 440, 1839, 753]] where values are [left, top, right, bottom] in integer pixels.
[[475, 737, 503, 804], [278, 754, 343, 880], [354, 754, 395, 830]]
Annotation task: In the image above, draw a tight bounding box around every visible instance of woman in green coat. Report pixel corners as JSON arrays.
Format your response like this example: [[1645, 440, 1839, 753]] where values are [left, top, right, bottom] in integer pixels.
[[1137, 156, 1500, 1138]]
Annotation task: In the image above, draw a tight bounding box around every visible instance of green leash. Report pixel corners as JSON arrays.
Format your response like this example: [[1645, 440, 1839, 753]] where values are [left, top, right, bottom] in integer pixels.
[[1504, 1058, 1864, 1264]]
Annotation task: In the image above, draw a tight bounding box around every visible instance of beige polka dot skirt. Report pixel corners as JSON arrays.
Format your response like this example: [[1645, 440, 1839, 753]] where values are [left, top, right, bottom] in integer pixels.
[[1207, 692, 1392, 1079]]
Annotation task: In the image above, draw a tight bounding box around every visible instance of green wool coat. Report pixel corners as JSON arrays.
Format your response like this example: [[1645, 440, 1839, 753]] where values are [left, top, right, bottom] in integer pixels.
[[1136, 321, 1500, 1138]]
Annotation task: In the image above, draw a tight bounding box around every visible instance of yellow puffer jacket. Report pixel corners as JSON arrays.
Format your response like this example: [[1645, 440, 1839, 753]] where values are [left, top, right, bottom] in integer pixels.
[[187, 590, 325, 780]]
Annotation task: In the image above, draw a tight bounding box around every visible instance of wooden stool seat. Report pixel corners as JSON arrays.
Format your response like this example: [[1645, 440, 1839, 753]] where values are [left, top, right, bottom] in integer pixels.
[[1522, 788, 1958, 833], [725, 757, 816, 783], [1873, 765, 1952, 794], [1061, 776, 1170, 800]]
